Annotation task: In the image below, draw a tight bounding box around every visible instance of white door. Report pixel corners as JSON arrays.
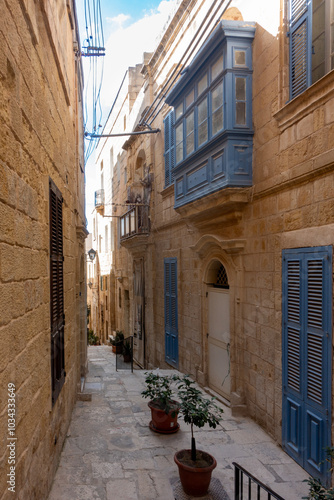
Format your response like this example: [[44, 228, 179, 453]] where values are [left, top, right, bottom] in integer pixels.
[[208, 288, 230, 399], [133, 259, 145, 367]]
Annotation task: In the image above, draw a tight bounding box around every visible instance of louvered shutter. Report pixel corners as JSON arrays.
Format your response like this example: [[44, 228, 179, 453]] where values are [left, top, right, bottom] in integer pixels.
[[163, 111, 175, 187], [289, 0, 312, 99], [282, 246, 332, 486], [49, 178, 65, 405], [164, 258, 178, 368]]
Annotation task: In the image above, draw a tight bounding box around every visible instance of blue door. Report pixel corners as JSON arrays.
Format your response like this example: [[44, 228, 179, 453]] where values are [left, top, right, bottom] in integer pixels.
[[164, 258, 178, 368], [282, 246, 332, 485]]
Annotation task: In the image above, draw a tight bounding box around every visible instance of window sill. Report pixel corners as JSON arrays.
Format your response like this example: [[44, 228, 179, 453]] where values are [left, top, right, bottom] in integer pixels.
[[274, 70, 334, 131], [160, 183, 174, 198]]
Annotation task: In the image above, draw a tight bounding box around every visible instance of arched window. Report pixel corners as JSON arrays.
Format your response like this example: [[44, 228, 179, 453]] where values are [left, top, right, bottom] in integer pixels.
[[207, 260, 229, 289], [215, 263, 229, 288]]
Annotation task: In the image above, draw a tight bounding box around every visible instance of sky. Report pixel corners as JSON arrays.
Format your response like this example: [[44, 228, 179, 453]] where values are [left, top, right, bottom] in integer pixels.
[[76, 0, 180, 231], [76, 0, 280, 232]]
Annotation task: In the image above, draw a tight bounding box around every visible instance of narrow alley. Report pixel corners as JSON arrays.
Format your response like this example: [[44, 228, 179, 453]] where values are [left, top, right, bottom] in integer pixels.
[[48, 346, 309, 500]]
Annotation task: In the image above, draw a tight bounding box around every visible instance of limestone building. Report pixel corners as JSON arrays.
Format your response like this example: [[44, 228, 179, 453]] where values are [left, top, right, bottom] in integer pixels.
[[0, 0, 87, 497], [92, 0, 334, 486]]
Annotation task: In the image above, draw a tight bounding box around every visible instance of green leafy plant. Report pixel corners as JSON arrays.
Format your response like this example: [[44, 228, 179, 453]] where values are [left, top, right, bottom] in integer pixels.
[[88, 330, 100, 345], [110, 330, 124, 346], [141, 372, 177, 414], [303, 447, 334, 499], [123, 339, 132, 356], [175, 375, 224, 462]]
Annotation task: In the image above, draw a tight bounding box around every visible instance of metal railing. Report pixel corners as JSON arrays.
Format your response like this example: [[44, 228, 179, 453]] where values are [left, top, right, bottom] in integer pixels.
[[120, 205, 149, 240], [115, 336, 133, 372], [233, 463, 285, 500]]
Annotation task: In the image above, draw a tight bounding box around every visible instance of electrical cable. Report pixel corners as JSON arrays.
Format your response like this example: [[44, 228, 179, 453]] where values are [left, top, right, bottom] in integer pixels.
[[140, 0, 232, 128], [147, 0, 232, 126], [140, 0, 222, 126], [83, 0, 105, 163]]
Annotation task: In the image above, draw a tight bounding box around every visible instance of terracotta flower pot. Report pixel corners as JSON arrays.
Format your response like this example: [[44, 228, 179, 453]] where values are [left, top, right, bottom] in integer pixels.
[[174, 449, 217, 497], [148, 400, 180, 434], [112, 344, 122, 354]]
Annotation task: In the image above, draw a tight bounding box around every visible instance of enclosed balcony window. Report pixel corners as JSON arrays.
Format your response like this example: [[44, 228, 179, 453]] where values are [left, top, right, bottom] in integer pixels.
[[185, 89, 194, 108], [198, 73, 208, 95], [94, 189, 105, 208], [186, 111, 195, 156], [119, 205, 150, 241], [164, 20, 255, 207], [175, 122, 183, 164], [212, 81, 224, 135], [198, 97, 208, 146], [235, 77, 246, 125]]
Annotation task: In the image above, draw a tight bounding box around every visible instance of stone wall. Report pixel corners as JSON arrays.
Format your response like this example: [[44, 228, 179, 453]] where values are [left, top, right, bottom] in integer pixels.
[[0, 0, 86, 498], [96, 0, 334, 450]]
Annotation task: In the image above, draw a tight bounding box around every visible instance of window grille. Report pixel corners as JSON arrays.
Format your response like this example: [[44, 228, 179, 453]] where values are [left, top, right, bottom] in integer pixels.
[[215, 264, 229, 288]]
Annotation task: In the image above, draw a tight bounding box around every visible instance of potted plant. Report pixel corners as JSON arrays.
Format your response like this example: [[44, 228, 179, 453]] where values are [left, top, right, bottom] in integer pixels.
[[122, 339, 132, 362], [174, 375, 224, 497], [88, 329, 100, 345], [141, 372, 180, 434], [110, 330, 124, 354]]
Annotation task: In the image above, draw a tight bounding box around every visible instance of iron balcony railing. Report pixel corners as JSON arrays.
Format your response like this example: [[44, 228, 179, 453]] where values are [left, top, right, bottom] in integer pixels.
[[94, 189, 105, 208], [120, 205, 150, 240], [233, 462, 285, 500]]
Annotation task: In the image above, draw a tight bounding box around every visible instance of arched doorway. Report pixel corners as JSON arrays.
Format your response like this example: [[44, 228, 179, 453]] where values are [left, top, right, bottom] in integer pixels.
[[206, 260, 231, 400]]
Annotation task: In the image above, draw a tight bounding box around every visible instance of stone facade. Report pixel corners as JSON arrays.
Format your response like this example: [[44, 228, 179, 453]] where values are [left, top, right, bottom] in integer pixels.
[[92, 0, 334, 483], [0, 0, 86, 498]]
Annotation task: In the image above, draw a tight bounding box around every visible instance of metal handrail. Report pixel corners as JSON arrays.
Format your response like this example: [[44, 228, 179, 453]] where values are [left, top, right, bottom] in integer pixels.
[[233, 462, 285, 500]]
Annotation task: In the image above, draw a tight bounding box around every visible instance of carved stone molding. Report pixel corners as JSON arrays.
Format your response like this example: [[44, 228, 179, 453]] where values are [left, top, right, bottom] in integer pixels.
[[191, 235, 246, 258]]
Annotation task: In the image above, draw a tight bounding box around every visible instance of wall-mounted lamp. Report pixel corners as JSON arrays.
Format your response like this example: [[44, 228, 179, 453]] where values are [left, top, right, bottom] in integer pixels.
[[88, 281, 98, 290], [88, 248, 96, 261]]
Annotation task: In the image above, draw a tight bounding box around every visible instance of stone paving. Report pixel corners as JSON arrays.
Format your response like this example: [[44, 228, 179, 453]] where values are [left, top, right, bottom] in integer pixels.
[[48, 346, 310, 500]]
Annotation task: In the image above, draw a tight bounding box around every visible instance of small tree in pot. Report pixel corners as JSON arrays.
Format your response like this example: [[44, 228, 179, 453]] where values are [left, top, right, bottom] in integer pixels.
[[141, 371, 180, 434], [174, 375, 224, 497]]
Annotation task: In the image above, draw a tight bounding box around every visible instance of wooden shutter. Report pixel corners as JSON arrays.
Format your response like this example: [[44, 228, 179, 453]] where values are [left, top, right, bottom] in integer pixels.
[[289, 0, 312, 99], [163, 110, 175, 187], [49, 178, 65, 405], [164, 258, 178, 368], [282, 246, 332, 486]]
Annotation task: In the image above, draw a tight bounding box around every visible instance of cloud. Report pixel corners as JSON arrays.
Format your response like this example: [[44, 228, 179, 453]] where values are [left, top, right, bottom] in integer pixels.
[[84, 0, 179, 231], [101, 0, 178, 109], [106, 13, 131, 28]]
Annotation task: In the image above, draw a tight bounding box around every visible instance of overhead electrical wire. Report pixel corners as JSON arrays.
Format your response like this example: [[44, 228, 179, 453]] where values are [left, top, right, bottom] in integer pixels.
[[82, 0, 105, 163], [140, 0, 232, 128], [83, 0, 232, 147]]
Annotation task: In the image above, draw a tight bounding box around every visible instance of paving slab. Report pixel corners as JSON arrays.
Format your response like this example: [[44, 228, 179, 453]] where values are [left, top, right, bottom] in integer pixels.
[[48, 346, 310, 500]]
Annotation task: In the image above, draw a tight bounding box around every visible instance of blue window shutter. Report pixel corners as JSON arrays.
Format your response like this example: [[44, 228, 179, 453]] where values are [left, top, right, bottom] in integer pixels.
[[163, 110, 175, 187], [289, 0, 312, 99], [282, 246, 332, 486], [164, 258, 178, 367]]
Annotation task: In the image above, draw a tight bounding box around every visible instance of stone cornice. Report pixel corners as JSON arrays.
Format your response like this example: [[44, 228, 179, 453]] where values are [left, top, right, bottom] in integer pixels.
[[191, 235, 246, 257], [76, 224, 89, 244]]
